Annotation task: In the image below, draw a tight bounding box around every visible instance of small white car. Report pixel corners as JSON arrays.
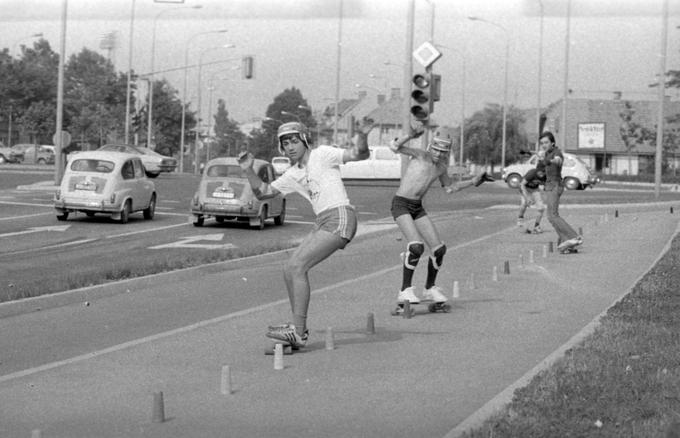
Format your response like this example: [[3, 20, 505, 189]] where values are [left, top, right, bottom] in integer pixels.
[[54, 151, 157, 223], [98, 144, 177, 178], [502, 152, 599, 190], [339, 146, 401, 179], [271, 156, 292, 176], [190, 157, 286, 229]]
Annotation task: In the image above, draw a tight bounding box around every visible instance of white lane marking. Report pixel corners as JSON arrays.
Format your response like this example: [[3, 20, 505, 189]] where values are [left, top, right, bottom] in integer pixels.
[[0, 200, 52, 208], [149, 234, 236, 250], [0, 226, 512, 384], [0, 225, 70, 238], [1, 238, 100, 257], [105, 222, 188, 239], [0, 212, 52, 221]]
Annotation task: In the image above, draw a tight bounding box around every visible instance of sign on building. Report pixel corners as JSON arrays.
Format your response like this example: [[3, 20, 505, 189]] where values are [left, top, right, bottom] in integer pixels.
[[578, 123, 605, 149]]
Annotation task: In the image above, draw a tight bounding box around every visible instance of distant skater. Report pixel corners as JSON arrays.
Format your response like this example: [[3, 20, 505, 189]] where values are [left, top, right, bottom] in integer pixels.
[[517, 156, 546, 234], [539, 131, 582, 253]]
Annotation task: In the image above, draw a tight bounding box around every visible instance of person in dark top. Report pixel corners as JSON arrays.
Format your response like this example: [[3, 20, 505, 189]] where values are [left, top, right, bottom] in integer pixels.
[[518, 159, 546, 234], [539, 131, 582, 253]]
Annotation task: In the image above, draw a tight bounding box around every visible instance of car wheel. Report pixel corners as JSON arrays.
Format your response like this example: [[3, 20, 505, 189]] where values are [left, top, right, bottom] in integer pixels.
[[37, 158, 46, 165], [143, 194, 156, 220], [120, 200, 131, 224], [0, 155, 6, 164], [193, 215, 204, 227], [274, 200, 286, 226], [86, 212, 96, 217], [505, 173, 522, 189], [215, 217, 225, 223], [563, 177, 581, 190], [56, 211, 69, 221], [145, 171, 160, 178]]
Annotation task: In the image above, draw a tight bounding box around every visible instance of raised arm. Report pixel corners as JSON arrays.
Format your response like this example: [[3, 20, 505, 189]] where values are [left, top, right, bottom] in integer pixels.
[[388, 124, 426, 159], [342, 117, 374, 163], [237, 151, 281, 200], [445, 171, 494, 194]]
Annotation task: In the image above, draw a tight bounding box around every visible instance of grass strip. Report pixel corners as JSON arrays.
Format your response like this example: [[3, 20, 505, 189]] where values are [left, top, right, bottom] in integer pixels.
[[463, 233, 680, 438]]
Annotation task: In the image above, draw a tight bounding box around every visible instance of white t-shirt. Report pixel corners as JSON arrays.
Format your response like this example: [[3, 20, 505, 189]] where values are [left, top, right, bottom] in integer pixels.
[[271, 145, 349, 215]]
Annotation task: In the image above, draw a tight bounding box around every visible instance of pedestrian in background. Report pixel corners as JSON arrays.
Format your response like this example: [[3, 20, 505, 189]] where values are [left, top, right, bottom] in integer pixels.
[[517, 153, 546, 234]]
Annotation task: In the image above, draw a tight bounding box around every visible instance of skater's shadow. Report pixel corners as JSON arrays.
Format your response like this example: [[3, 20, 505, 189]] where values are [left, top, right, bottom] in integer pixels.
[[303, 327, 448, 351]]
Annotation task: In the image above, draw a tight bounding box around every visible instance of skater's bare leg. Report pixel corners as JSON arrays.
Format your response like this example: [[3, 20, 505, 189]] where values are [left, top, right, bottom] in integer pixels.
[[284, 229, 346, 334]]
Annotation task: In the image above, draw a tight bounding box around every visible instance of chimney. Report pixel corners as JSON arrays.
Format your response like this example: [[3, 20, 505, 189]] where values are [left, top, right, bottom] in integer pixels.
[[390, 87, 401, 99], [377, 94, 386, 105]]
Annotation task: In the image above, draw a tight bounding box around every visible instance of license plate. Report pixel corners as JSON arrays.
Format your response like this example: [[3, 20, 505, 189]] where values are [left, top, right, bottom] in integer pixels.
[[212, 191, 234, 199], [75, 182, 97, 191]]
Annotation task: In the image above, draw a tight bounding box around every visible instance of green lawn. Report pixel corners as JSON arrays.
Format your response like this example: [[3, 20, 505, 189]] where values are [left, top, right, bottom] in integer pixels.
[[462, 233, 680, 437]]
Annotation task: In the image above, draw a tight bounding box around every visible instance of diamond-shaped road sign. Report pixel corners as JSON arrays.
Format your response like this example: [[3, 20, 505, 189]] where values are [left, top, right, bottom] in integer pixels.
[[413, 41, 442, 68]]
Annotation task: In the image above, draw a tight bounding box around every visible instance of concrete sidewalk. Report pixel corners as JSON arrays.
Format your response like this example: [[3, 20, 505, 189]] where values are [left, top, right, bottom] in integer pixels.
[[0, 207, 678, 438]]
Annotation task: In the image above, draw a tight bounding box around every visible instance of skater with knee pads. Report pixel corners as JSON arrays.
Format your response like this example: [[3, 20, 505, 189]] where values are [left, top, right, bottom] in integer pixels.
[[389, 126, 494, 308]]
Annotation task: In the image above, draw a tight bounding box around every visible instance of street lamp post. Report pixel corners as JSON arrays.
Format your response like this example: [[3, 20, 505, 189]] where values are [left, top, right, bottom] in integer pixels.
[[195, 44, 236, 174], [147, 5, 202, 149], [180, 29, 228, 173], [124, 0, 136, 145], [468, 16, 510, 170]]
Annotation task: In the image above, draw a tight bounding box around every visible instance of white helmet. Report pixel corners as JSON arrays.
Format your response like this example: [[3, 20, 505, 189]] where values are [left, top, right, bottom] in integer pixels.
[[277, 122, 310, 154], [429, 127, 454, 153]]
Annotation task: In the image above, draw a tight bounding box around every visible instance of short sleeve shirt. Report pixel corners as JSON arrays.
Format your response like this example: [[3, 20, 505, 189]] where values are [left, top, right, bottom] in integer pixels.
[[271, 145, 349, 215]]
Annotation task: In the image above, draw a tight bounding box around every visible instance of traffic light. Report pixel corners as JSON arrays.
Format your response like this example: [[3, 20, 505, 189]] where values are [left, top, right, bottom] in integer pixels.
[[410, 73, 433, 124], [132, 113, 142, 131], [242, 56, 254, 79]]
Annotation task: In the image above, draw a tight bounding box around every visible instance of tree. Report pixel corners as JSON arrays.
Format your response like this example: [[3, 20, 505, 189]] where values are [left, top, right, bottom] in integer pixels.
[[212, 99, 245, 157], [619, 101, 654, 175], [462, 104, 528, 167], [63, 48, 129, 149], [144, 78, 190, 157], [249, 87, 315, 161]]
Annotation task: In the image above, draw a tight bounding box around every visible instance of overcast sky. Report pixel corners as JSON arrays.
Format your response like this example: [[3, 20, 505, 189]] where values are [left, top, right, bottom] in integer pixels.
[[2, 0, 679, 128]]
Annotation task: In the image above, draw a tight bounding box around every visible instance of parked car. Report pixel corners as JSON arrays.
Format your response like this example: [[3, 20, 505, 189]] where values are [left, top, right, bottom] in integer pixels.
[[502, 152, 600, 190], [11, 144, 55, 165], [54, 150, 156, 223], [271, 156, 292, 176], [190, 157, 285, 229], [97, 144, 177, 178], [339, 145, 401, 179], [0, 143, 24, 164]]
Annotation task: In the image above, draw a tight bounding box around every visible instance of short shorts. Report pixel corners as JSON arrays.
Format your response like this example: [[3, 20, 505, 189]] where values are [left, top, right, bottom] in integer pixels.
[[390, 195, 427, 220], [315, 205, 358, 248]]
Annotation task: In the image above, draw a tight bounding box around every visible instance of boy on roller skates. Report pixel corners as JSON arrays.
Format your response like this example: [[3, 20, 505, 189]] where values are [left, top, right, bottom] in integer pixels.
[[389, 126, 494, 312]]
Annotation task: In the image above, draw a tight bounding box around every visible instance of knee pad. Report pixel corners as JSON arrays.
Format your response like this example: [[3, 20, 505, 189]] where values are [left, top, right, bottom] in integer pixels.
[[405, 241, 425, 270], [430, 243, 447, 270]]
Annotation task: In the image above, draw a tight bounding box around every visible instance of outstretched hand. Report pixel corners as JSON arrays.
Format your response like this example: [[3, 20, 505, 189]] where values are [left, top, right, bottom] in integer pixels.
[[355, 117, 376, 135], [237, 150, 254, 170]]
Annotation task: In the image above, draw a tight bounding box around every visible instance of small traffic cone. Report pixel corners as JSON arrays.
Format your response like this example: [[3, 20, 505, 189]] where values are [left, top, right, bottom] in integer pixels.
[[366, 312, 376, 335], [151, 391, 165, 423], [503, 260, 510, 275], [221, 365, 232, 395], [452, 280, 460, 299], [492, 266, 498, 282], [548, 242, 554, 253], [325, 327, 335, 350], [274, 344, 284, 370]]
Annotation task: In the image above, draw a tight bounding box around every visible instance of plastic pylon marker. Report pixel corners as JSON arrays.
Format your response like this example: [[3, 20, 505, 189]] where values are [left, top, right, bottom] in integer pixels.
[[548, 241, 554, 253], [274, 344, 284, 370], [452, 280, 460, 299], [504, 260, 510, 275], [151, 392, 165, 423], [402, 301, 412, 319], [366, 313, 376, 335], [325, 327, 335, 350], [221, 365, 232, 395], [543, 245, 548, 258], [492, 266, 498, 282]]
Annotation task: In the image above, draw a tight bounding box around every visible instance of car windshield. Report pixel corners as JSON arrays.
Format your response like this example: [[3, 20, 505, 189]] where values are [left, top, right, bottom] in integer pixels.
[[206, 164, 244, 178], [71, 159, 115, 173]]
